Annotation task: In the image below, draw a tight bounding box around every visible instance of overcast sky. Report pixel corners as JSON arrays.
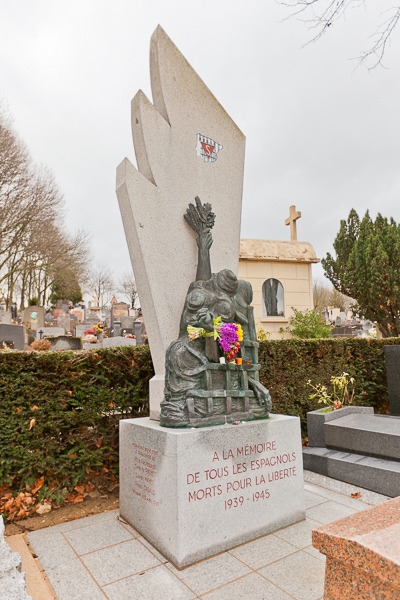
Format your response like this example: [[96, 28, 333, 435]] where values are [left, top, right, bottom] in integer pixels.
[[1, 0, 400, 291]]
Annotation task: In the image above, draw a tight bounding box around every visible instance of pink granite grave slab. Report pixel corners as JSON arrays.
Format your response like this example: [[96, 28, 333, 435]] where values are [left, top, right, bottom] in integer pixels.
[[313, 497, 400, 599]]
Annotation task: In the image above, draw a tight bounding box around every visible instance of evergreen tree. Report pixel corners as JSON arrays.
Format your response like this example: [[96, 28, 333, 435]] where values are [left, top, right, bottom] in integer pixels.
[[322, 209, 400, 337]]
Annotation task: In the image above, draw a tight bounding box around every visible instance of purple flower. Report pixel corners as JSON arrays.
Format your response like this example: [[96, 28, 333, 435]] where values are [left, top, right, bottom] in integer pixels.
[[218, 322, 239, 352]]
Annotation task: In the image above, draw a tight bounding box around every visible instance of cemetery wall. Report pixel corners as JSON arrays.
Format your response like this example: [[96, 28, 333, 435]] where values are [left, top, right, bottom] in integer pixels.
[[0, 338, 396, 515]]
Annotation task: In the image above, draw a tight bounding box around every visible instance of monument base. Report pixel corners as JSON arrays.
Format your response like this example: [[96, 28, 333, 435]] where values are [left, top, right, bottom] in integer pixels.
[[120, 415, 305, 567], [149, 374, 164, 420]]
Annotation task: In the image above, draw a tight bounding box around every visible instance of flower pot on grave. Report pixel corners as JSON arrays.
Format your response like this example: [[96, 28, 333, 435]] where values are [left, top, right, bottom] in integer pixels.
[[306, 405, 374, 448]]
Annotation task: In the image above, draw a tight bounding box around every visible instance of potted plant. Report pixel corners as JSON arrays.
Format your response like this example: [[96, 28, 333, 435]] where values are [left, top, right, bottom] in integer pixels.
[[306, 373, 373, 447]]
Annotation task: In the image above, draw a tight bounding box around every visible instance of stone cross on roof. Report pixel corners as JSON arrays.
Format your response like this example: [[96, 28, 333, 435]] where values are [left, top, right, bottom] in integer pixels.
[[285, 205, 301, 241]]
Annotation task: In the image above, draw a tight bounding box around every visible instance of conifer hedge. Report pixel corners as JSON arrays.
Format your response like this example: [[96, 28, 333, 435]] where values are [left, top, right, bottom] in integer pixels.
[[259, 338, 397, 431], [0, 346, 153, 500], [0, 338, 397, 502]]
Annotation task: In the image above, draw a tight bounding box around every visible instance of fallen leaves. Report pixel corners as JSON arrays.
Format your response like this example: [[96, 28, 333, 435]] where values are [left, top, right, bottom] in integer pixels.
[[29, 418, 36, 430], [351, 491, 361, 499], [0, 489, 37, 521], [31, 476, 45, 495], [65, 481, 96, 504], [1, 471, 118, 523]]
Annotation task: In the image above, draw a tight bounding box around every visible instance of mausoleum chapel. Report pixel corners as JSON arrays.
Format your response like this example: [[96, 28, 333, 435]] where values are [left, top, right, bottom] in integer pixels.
[[239, 205, 319, 339]]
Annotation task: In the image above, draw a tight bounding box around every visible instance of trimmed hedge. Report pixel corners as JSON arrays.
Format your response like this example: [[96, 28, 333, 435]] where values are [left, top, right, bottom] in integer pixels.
[[259, 338, 397, 432], [0, 346, 153, 496], [0, 338, 397, 498]]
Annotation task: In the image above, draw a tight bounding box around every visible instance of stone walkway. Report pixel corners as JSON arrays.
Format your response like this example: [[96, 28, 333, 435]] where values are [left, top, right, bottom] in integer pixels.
[[8, 471, 389, 600]]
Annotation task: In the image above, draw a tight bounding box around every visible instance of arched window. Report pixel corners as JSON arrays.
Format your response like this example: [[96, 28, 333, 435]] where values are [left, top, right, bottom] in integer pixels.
[[262, 279, 284, 317]]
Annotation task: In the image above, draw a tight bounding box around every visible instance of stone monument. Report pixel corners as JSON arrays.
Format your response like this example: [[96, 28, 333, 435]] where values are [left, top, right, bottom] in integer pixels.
[[117, 26, 245, 419], [118, 27, 305, 567]]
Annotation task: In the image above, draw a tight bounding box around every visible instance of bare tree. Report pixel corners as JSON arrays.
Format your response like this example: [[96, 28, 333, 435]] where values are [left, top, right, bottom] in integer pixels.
[[313, 277, 354, 313], [329, 287, 354, 314], [0, 102, 91, 308], [313, 277, 332, 312], [281, 1, 400, 68], [85, 265, 115, 307], [117, 270, 139, 308], [0, 108, 32, 286]]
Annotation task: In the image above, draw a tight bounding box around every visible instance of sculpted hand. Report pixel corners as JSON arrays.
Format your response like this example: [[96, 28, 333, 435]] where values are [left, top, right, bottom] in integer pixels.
[[195, 308, 214, 332]]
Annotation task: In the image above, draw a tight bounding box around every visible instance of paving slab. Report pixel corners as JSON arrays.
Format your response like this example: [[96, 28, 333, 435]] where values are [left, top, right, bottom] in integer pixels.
[[305, 500, 357, 524], [80, 539, 160, 586], [259, 550, 325, 600], [21, 471, 389, 600], [202, 572, 294, 599], [104, 565, 196, 600], [63, 518, 132, 555], [228, 534, 297, 570], [166, 552, 251, 596]]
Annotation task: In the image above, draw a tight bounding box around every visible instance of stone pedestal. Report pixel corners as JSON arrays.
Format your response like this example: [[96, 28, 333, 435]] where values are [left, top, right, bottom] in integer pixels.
[[120, 415, 305, 567]]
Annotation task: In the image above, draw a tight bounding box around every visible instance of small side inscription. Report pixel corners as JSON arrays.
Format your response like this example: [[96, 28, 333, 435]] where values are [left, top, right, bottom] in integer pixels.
[[132, 443, 160, 506]]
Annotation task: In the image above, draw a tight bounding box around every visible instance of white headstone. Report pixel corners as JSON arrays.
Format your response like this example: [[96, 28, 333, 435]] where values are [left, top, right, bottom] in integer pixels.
[[117, 26, 245, 418]]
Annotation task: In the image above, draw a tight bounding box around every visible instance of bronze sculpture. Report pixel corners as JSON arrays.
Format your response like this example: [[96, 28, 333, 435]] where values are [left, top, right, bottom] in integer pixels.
[[160, 197, 272, 427]]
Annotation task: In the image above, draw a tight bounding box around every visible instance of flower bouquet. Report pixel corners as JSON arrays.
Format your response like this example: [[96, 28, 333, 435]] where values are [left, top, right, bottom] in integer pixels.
[[187, 316, 243, 361]]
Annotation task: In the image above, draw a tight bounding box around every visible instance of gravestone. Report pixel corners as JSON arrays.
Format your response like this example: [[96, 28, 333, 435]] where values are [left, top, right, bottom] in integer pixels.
[[40, 327, 66, 338], [56, 309, 72, 334], [83, 341, 102, 350], [83, 315, 99, 326], [384, 345, 400, 416], [0, 310, 11, 324], [70, 308, 84, 324], [112, 302, 129, 321], [22, 306, 45, 331], [44, 311, 54, 324], [120, 315, 135, 332], [118, 27, 305, 567], [111, 302, 129, 333], [134, 321, 142, 343], [331, 326, 354, 338], [48, 336, 82, 351], [0, 324, 25, 350], [75, 324, 87, 338], [111, 322, 121, 337], [103, 336, 136, 348], [117, 26, 245, 418]]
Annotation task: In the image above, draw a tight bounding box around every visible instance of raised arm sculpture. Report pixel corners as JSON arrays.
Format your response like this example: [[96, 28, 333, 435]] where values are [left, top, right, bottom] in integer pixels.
[[160, 197, 272, 427]]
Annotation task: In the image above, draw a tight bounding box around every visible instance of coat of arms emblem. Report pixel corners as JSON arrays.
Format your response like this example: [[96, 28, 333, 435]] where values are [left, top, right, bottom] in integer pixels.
[[196, 133, 223, 162]]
